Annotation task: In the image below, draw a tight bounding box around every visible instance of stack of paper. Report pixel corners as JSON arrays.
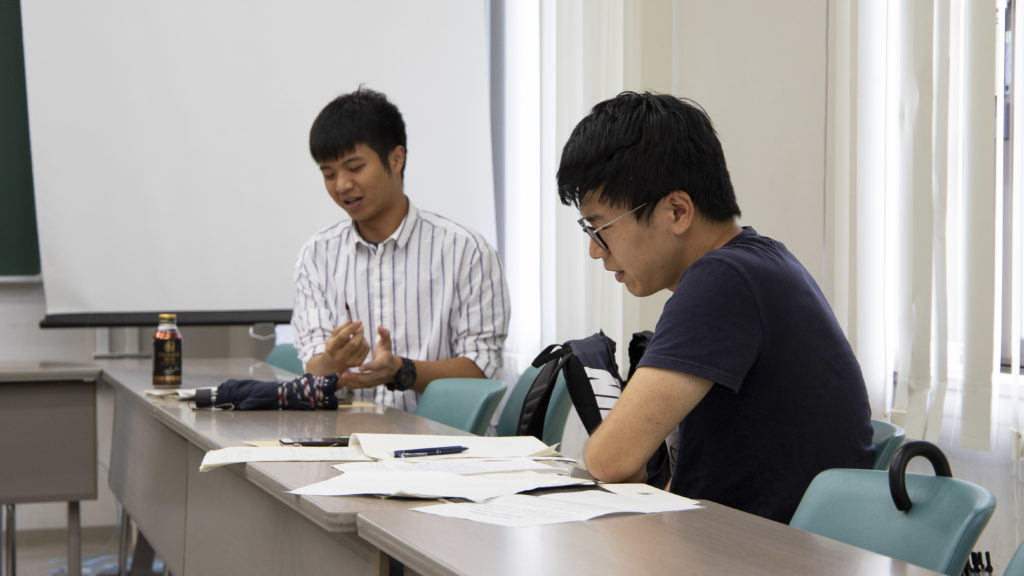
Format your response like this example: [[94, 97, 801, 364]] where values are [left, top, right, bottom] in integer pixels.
[[285, 434, 583, 500], [198, 446, 371, 471], [198, 432, 701, 527], [350, 433, 558, 460], [413, 483, 704, 527], [290, 469, 590, 502]]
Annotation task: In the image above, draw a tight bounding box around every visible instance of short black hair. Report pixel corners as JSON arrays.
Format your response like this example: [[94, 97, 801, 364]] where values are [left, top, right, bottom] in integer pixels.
[[309, 87, 407, 178], [556, 91, 739, 223]]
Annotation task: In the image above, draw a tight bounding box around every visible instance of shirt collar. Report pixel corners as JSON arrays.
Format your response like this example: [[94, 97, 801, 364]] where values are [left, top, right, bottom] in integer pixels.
[[351, 199, 420, 250]]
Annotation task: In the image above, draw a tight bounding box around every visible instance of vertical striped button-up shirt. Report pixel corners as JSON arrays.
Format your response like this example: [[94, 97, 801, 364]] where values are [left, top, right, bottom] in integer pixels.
[[292, 200, 510, 411]]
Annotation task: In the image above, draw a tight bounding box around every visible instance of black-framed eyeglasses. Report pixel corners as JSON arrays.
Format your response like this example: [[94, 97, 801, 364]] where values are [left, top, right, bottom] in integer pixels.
[[577, 203, 648, 251]]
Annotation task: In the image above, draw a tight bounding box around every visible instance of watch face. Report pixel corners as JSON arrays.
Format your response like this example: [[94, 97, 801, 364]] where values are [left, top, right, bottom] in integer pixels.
[[392, 357, 416, 391], [396, 371, 414, 390]]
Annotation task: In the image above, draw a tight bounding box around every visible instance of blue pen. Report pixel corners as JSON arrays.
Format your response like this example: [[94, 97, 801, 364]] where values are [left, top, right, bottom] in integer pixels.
[[393, 445, 469, 458]]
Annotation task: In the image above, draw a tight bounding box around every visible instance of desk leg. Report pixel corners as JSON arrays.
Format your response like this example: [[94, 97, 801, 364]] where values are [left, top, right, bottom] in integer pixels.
[[68, 501, 81, 576], [3, 504, 14, 576], [117, 509, 130, 576], [373, 552, 409, 576], [373, 551, 390, 576], [128, 533, 155, 576], [116, 512, 160, 576]]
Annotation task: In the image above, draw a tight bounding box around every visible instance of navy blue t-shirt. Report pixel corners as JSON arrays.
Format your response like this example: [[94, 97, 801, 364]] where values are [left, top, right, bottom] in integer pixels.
[[638, 226, 873, 523]]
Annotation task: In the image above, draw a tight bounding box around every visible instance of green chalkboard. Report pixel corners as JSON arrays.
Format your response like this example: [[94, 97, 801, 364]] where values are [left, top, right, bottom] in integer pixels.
[[0, 0, 40, 277]]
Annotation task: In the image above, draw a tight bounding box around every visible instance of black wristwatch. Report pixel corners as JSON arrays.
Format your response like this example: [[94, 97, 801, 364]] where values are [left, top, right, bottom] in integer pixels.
[[387, 357, 416, 391]]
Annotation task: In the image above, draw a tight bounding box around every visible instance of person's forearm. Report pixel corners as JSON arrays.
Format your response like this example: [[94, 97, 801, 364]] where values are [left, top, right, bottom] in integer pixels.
[[407, 357, 485, 393], [304, 353, 336, 377], [585, 428, 648, 483]]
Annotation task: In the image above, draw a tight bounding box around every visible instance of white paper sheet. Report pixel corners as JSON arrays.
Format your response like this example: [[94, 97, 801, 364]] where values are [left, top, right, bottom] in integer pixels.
[[289, 470, 592, 502], [412, 484, 703, 527], [144, 388, 197, 400], [333, 458, 564, 476], [198, 446, 372, 471], [350, 433, 557, 460]]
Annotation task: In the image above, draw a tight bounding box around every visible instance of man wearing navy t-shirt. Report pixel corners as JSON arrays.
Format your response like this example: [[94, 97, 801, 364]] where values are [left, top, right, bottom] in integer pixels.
[[557, 92, 874, 523]]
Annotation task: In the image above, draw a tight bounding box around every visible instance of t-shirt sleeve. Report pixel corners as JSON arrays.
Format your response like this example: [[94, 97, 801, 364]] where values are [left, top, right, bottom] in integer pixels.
[[638, 257, 761, 392]]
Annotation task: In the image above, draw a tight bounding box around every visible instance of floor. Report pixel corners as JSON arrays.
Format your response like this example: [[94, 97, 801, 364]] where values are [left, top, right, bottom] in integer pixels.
[[7, 526, 122, 576], [3, 522, 168, 576], [926, 438, 1021, 575]]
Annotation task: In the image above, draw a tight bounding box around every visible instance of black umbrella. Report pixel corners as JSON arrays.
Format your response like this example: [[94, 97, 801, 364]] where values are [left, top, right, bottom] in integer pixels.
[[194, 373, 339, 410]]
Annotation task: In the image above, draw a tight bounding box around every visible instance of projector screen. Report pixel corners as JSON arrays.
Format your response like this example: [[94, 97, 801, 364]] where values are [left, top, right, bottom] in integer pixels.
[[21, 0, 496, 327]]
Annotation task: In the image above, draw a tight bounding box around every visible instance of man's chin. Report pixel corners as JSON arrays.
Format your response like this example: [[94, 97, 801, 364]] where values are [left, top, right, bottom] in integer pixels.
[[624, 282, 659, 298]]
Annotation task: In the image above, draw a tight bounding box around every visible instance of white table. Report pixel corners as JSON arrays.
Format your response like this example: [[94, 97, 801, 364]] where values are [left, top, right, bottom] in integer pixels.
[[101, 357, 466, 576], [357, 500, 944, 576]]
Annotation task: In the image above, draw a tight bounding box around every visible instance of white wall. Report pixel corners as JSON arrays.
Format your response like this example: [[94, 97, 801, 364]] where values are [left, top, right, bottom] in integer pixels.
[[0, 284, 94, 364], [673, 0, 828, 287], [620, 0, 829, 370]]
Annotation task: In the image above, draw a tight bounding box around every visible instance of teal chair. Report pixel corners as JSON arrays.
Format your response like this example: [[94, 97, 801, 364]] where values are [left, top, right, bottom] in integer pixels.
[[415, 378, 507, 436], [496, 365, 541, 436], [870, 419, 906, 470], [542, 373, 572, 446], [266, 343, 304, 374], [790, 441, 995, 576], [1004, 540, 1024, 576], [494, 366, 571, 445]]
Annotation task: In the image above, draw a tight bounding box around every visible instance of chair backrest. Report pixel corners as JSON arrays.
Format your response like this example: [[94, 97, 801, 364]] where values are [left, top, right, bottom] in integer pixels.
[[542, 373, 572, 446], [265, 343, 304, 375], [494, 365, 571, 445], [1004, 540, 1024, 576], [870, 419, 906, 470], [415, 378, 507, 436], [496, 365, 541, 437], [790, 443, 995, 576]]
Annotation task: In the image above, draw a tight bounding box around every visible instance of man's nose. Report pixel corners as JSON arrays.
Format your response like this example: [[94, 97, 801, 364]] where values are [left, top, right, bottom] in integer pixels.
[[588, 237, 606, 259], [334, 175, 354, 194]]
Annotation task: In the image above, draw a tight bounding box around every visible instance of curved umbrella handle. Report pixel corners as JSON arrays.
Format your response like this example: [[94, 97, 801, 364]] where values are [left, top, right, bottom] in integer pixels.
[[888, 440, 952, 512]]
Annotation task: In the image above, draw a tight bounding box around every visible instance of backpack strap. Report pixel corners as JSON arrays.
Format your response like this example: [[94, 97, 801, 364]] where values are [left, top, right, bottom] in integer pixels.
[[563, 350, 603, 434], [517, 344, 570, 440], [563, 332, 621, 435]]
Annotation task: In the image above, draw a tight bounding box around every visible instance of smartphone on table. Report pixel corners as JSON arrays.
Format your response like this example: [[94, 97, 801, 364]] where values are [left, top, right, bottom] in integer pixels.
[[279, 436, 350, 447]]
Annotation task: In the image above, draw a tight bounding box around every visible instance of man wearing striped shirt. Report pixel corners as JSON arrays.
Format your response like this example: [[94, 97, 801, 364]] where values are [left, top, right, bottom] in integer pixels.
[[292, 88, 510, 411]]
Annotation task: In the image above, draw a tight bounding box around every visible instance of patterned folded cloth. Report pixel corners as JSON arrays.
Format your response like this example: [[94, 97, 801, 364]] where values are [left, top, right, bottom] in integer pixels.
[[209, 373, 339, 410]]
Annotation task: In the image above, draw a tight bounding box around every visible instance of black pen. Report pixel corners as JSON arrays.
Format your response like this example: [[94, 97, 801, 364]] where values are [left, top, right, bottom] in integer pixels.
[[393, 445, 469, 458]]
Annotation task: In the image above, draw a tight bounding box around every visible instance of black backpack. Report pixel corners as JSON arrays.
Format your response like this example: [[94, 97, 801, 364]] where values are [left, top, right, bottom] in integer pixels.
[[517, 330, 671, 488]]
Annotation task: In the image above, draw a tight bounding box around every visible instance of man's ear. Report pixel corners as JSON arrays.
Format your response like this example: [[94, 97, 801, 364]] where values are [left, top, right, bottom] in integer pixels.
[[666, 190, 694, 234], [389, 145, 406, 176]]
